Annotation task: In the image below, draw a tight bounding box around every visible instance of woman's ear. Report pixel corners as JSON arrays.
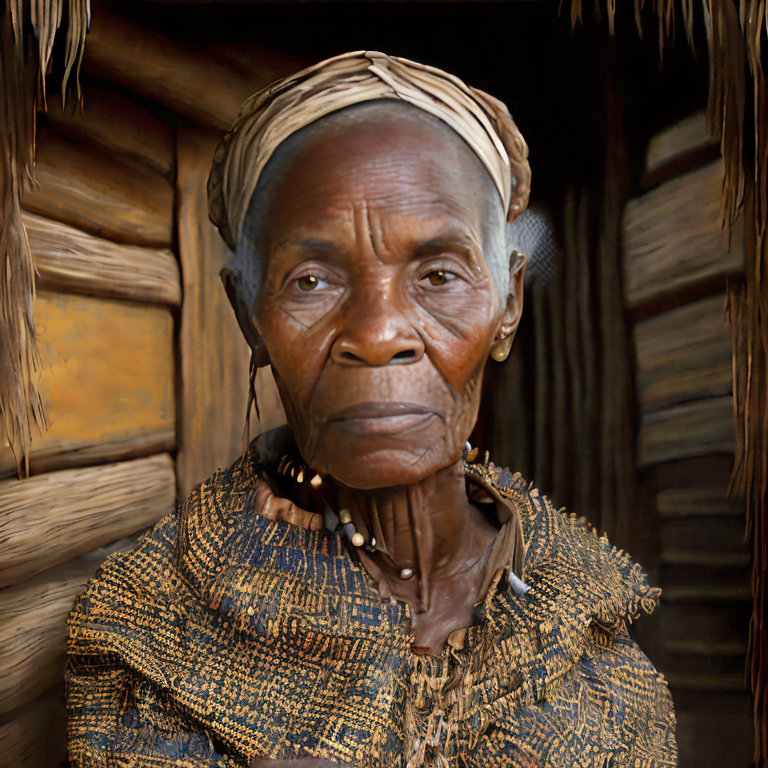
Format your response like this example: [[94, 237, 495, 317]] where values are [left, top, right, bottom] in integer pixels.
[[221, 267, 271, 368], [489, 250, 525, 362]]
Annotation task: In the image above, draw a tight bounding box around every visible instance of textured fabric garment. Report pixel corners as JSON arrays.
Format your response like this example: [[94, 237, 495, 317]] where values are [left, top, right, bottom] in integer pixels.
[[66, 429, 677, 767], [207, 51, 531, 251]]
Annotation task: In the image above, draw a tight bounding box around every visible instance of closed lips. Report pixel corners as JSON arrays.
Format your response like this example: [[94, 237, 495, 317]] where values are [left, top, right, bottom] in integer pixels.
[[327, 402, 441, 434]]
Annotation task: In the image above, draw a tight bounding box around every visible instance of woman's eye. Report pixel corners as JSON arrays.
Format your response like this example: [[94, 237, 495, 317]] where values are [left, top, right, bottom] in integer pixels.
[[423, 270, 455, 286], [297, 274, 320, 291]]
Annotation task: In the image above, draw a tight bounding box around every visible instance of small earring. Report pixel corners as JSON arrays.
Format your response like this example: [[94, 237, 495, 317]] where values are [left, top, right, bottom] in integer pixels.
[[490, 335, 513, 362]]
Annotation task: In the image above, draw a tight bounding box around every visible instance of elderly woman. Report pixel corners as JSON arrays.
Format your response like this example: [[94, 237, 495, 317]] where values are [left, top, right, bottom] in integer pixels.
[[66, 52, 676, 767]]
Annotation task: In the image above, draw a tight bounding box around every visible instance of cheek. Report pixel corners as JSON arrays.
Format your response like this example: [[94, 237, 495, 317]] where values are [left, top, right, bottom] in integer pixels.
[[417, 301, 499, 397], [254, 301, 331, 416]]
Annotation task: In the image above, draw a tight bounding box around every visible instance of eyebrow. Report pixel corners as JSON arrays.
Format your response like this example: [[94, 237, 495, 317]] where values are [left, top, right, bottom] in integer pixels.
[[410, 232, 478, 261], [271, 236, 345, 262], [272, 229, 479, 264]]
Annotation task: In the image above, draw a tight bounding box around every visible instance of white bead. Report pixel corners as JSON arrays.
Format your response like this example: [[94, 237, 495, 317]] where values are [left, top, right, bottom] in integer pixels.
[[399, 568, 414, 580]]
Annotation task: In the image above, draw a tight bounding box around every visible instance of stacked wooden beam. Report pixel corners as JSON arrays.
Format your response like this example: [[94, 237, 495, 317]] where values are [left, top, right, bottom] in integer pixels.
[[623, 113, 753, 765], [0, 11, 303, 760], [0, 8, 305, 768], [0, 77, 180, 766]]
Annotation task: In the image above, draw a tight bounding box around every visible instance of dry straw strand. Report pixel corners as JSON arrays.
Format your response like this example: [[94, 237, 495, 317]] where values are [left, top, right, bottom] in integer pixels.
[[1, 0, 90, 476]]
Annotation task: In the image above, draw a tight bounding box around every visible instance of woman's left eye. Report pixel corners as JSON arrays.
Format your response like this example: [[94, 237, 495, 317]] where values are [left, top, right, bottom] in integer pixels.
[[297, 274, 320, 291], [422, 270, 456, 287]]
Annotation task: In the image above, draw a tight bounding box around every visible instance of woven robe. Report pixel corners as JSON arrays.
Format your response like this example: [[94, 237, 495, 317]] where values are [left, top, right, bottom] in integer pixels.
[[66, 428, 677, 767]]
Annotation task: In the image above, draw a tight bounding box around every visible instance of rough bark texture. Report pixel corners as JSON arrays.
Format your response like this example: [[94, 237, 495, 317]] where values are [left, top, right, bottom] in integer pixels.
[[0, 453, 175, 588], [0, 0, 90, 476], [25, 211, 181, 306]]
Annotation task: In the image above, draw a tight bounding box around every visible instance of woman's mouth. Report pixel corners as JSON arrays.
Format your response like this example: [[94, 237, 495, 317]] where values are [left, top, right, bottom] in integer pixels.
[[327, 402, 440, 435]]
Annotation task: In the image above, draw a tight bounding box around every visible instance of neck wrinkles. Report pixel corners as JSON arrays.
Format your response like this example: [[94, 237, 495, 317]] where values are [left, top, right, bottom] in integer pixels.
[[325, 459, 499, 613]]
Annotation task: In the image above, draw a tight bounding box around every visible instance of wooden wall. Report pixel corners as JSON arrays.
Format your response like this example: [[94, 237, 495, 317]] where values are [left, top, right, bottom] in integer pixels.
[[176, 127, 285, 501], [623, 114, 753, 767], [0, 10, 299, 764], [0, 87, 179, 767]]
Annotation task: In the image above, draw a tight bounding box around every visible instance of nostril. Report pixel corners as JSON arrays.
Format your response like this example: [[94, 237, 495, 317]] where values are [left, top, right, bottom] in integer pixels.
[[341, 351, 365, 364], [390, 349, 416, 362]]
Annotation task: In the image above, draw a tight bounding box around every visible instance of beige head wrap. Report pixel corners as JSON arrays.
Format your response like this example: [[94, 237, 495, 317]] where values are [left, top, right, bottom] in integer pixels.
[[208, 51, 531, 251]]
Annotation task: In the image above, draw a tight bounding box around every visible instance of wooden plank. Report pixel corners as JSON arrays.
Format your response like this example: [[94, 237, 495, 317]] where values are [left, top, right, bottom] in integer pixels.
[[665, 639, 747, 656], [0, 537, 138, 714], [0, 454, 175, 589], [645, 111, 719, 175], [623, 161, 744, 307], [657, 486, 744, 518], [661, 515, 747, 555], [663, 601, 751, 646], [0, 699, 49, 768], [25, 212, 181, 306], [0, 691, 67, 768], [23, 125, 173, 248], [664, 673, 748, 692], [83, 9, 308, 130], [634, 294, 732, 412], [638, 396, 735, 466], [0, 291, 175, 478], [44, 88, 174, 178], [660, 550, 751, 568], [176, 127, 285, 499], [0, 431, 175, 481], [662, 585, 752, 603]]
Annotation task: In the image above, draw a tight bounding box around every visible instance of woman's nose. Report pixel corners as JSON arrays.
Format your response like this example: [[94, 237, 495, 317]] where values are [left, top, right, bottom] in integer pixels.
[[330, 291, 425, 367]]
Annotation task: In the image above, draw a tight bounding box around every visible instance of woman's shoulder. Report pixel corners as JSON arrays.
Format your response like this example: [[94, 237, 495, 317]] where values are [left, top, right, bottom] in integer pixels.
[[468, 458, 660, 636], [467, 460, 676, 761], [68, 439, 388, 656]]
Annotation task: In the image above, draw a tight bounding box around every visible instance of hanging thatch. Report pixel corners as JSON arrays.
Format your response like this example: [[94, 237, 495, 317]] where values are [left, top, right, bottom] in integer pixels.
[[0, 0, 90, 477], [567, 1, 768, 763]]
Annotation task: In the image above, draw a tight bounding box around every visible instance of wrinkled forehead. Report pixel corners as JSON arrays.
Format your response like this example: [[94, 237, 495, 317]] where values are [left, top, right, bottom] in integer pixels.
[[241, 101, 504, 249]]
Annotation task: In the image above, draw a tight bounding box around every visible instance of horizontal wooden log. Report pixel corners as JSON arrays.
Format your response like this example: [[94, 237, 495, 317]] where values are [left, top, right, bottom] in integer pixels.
[[662, 584, 752, 603], [0, 700, 48, 768], [657, 486, 744, 518], [25, 211, 181, 306], [623, 161, 744, 307], [662, 642, 748, 679], [661, 515, 748, 555], [634, 294, 732, 412], [660, 550, 751, 568], [664, 639, 747, 656], [0, 430, 175, 480], [23, 125, 173, 248], [645, 110, 719, 175], [663, 600, 751, 646], [84, 9, 308, 129], [0, 454, 175, 589], [0, 291, 175, 478], [44, 88, 174, 178], [0, 690, 67, 768], [638, 395, 735, 466], [0, 536, 138, 714], [664, 673, 747, 693]]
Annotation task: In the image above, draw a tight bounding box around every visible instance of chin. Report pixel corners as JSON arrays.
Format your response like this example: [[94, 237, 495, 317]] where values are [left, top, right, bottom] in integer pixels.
[[308, 427, 458, 489], [323, 447, 449, 489]]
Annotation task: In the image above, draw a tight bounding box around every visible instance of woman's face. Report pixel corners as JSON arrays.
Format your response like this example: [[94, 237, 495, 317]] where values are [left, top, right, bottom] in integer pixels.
[[252, 109, 522, 488]]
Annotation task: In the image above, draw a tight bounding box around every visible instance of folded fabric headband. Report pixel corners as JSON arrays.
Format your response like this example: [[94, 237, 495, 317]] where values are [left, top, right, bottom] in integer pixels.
[[208, 50, 531, 251]]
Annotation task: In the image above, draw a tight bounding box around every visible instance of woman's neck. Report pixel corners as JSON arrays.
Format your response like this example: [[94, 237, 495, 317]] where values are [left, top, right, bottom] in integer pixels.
[[325, 459, 498, 615]]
